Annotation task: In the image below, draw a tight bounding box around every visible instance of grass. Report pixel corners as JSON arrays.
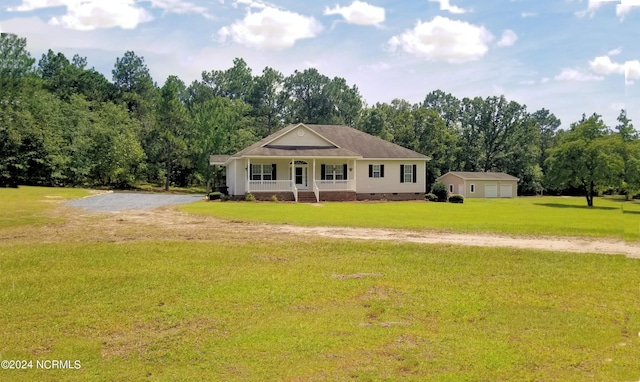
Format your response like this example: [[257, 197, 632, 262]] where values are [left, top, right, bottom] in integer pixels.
[[133, 183, 207, 194], [180, 196, 640, 241], [1, 240, 639, 381], [0, 186, 90, 229], [2, 187, 639, 380]]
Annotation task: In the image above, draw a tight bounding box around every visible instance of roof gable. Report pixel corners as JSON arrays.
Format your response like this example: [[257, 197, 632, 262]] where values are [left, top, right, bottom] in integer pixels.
[[265, 124, 336, 148]]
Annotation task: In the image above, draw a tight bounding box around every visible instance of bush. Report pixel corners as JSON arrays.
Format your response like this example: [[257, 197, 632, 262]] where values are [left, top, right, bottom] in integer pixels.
[[245, 193, 256, 202], [448, 194, 464, 203], [221, 195, 231, 202], [271, 194, 279, 202], [425, 193, 438, 202], [431, 181, 448, 202]]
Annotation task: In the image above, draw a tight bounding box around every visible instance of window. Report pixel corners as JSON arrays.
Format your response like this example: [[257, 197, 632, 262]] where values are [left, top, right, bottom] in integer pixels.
[[400, 164, 417, 183], [449, 184, 454, 193], [251, 164, 275, 181], [470, 184, 475, 193], [323, 164, 345, 180], [369, 164, 384, 178]]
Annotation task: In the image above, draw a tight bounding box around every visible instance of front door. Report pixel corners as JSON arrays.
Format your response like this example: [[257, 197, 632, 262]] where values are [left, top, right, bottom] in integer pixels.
[[295, 166, 308, 189]]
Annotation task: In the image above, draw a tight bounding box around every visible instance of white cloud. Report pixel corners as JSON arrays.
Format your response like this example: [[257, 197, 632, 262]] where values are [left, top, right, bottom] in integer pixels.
[[48, 0, 153, 31], [6, 0, 207, 30], [324, 1, 385, 26], [218, 6, 322, 50], [388, 16, 493, 63], [589, 55, 624, 75], [575, 0, 640, 19], [575, 0, 612, 18], [589, 55, 640, 84], [554, 68, 604, 81], [617, 0, 640, 17], [608, 47, 622, 55], [428, 0, 470, 14], [625, 60, 640, 83], [521, 12, 538, 18], [234, 0, 267, 10], [497, 29, 517, 47], [147, 0, 211, 17], [7, 0, 66, 12], [7, 0, 210, 28]]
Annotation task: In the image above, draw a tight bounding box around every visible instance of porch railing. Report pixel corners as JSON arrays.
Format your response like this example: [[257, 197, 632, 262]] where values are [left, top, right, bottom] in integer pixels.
[[246, 179, 355, 195], [248, 180, 292, 192], [316, 179, 355, 191]]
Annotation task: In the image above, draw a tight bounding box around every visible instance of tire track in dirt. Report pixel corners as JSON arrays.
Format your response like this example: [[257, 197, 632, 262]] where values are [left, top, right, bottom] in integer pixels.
[[4, 201, 638, 259]]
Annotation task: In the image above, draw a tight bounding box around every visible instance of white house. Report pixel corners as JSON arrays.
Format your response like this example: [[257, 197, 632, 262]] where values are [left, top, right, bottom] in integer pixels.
[[436, 171, 519, 198], [210, 123, 430, 202]]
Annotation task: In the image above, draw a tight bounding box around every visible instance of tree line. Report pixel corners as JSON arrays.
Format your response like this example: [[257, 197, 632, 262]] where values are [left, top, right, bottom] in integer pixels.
[[1, 33, 639, 203]]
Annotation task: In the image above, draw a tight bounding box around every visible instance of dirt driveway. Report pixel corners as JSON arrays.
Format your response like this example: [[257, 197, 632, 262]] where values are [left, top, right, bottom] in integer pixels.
[[65, 192, 203, 212], [8, 197, 635, 259]]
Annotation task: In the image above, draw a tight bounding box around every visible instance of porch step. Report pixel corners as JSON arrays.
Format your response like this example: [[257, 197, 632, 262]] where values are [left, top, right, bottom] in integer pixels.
[[297, 191, 317, 203]]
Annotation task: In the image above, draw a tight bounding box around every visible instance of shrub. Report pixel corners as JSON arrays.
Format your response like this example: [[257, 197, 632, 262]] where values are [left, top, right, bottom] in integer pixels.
[[425, 193, 438, 202], [271, 194, 279, 203], [245, 193, 256, 202], [431, 181, 448, 202], [448, 194, 464, 203], [221, 195, 231, 202]]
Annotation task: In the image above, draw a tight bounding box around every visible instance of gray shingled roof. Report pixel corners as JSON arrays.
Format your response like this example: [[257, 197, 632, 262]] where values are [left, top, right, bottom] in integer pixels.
[[229, 124, 428, 160], [209, 155, 231, 165], [440, 172, 519, 181]]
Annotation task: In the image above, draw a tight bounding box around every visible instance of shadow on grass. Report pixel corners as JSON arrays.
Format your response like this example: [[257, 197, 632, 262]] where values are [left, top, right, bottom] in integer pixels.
[[623, 210, 640, 215], [534, 203, 618, 211]]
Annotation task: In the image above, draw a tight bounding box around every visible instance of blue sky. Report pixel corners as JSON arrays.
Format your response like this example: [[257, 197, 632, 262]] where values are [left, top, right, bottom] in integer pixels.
[[1, 0, 639, 129]]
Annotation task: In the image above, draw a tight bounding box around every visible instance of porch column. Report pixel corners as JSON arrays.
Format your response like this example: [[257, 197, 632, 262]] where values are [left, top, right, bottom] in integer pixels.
[[247, 157, 251, 193], [352, 159, 357, 191], [312, 159, 316, 189], [291, 158, 295, 190]]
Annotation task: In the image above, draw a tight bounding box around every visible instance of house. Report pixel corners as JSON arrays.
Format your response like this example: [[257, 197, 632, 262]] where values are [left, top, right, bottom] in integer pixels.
[[210, 123, 430, 202], [436, 171, 519, 198]]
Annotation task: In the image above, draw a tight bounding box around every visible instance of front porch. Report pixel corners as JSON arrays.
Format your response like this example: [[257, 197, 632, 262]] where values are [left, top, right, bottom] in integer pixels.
[[245, 158, 357, 202], [248, 189, 357, 202]]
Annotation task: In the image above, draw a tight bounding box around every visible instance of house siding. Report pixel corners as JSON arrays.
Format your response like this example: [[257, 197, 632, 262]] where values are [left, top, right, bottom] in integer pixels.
[[356, 160, 425, 194], [438, 173, 465, 196], [229, 160, 245, 195]]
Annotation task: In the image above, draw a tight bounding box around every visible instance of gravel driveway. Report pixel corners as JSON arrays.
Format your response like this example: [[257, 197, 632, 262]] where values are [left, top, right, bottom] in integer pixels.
[[66, 192, 203, 212]]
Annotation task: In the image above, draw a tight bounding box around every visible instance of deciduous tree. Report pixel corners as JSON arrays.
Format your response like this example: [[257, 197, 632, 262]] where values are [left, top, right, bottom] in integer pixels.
[[545, 114, 624, 206]]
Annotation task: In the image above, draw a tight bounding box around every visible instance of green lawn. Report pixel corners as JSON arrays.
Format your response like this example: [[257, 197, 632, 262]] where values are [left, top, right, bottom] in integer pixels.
[[1, 240, 639, 381], [0, 186, 90, 228], [2, 187, 639, 380], [181, 196, 640, 240]]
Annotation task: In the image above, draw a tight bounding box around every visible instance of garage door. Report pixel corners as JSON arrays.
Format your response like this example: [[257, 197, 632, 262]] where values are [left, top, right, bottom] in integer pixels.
[[485, 184, 497, 198], [500, 184, 513, 198]]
